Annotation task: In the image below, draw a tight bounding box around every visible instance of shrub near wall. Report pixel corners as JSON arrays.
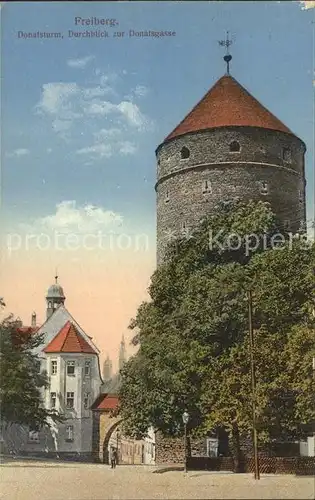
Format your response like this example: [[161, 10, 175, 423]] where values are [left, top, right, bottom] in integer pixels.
[[187, 456, 315, 475]]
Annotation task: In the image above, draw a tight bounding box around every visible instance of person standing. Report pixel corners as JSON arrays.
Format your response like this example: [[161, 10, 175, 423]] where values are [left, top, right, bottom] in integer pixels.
[[110, 447, 118, 469]]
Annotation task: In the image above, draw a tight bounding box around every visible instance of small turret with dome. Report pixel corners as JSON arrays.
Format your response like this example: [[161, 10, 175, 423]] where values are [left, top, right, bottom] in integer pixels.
[[46, 274, 65, 319]]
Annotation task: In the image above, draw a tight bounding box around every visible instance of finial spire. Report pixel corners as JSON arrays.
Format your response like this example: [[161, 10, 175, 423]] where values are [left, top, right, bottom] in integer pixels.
[[55, 267, 58, 284], [219, 31, 233, 75]]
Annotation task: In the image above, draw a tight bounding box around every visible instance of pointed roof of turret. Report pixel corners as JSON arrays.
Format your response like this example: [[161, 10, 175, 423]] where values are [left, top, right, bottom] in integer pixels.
[[44, 320, 97, 354], [164, 75, 295, 142]]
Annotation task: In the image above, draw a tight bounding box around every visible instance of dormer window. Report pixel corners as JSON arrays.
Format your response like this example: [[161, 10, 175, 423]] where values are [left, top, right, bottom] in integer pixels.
[[180, 146, 190, 160], [260, 181, 269, 195], [282, 147, 291, 162], [229, 141, 240, 153], [202, 180, 212, 194], [165, 190, 170, 203]]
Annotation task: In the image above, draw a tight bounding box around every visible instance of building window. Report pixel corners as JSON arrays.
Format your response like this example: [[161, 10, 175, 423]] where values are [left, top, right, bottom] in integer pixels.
[[299, 190, 303, 203], [165, 190, 170, 203], [282, 147, 292, 162], [180, 146, 190, 160], [28, 430, 39, 443], [83, 393, 90, 409], [202, 180, 212, 194], [51, 360, 57, 375], [65, 425, 74, 442], [259, 181, 269, 195], [229, 141, 240, 153], [66, 392, 74, 409], [84, 360, 91, 377], [50, 392, 57, 408], [67, 361, 75, 376]]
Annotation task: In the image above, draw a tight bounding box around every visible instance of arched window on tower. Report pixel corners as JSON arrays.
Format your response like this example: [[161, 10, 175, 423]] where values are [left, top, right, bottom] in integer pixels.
[[48, 301, 52, 309], [229, 141, 240, 153], [260, 181, 269, 195], [180, 146, 190, 160], [165, 190, 170, 203], [202, 180, 212, 194]]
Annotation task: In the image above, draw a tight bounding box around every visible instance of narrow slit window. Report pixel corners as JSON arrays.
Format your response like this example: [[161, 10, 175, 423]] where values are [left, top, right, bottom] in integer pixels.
[[165, 191, 170, 203], [260, 181, 269, 195], [229, 141, 240, 153], [202, 180, 212, 194], [180, 146, 190, 160]]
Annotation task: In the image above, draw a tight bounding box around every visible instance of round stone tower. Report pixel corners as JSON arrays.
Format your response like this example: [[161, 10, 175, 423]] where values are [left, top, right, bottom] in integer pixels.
[[155, 73, 306, 264]]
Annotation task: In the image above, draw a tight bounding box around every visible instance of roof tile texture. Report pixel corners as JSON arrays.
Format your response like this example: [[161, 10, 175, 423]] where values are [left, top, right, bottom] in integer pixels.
[[44, 320, 96, 354], [165, 75, 292, 142]]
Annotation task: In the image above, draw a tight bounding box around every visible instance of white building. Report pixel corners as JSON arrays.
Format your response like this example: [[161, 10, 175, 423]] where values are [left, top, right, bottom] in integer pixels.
[[2, 276, 103, 460]]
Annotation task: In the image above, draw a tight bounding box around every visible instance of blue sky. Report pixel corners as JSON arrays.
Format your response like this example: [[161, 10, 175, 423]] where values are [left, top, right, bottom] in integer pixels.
[[1, 1, 314, 362], [2, 0, 314, 233]]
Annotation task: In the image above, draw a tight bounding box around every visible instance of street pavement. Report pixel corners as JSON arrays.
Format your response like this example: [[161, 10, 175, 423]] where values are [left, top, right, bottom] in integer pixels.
[[0, 460, 314, 499]]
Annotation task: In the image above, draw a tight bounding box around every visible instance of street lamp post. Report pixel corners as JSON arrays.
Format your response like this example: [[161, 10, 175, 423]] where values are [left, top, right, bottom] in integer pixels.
[[116, 429, 120, 464], [248, 289, 260, 480], [182, 410, 189, 474], [313, 357, 315, 456]]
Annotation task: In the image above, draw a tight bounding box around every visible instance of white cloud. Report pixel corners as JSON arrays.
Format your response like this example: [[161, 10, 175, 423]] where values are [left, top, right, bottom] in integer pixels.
[[117, 101, 147, 128], [95, 128, 121, 140], [6, 148, 30, 158], [119, 141, 137, 155], [84, 100, 116, 116], [76, 143, 113, 158], [36, 82, 80, 115], [76, 128, 137, 160], [22, 200, 124, 234], [67, 55, 95, 69], [133, 85, 149, 98], [299, 1, 315, 8], [35, 70, 153, 153]]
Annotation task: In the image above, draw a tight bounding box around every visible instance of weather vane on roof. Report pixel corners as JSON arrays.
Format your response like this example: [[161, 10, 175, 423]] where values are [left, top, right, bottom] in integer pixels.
[[219, 31, 233, 75]]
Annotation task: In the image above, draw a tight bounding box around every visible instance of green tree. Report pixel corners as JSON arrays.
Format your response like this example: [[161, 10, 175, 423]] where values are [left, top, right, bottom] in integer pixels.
[[119, 200, 315, 462], [0, 308, 61, 429]]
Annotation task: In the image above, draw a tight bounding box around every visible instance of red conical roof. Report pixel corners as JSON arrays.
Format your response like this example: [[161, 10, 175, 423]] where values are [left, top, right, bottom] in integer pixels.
[[44, 321, 96, 354], [165, 75, 293, 142]]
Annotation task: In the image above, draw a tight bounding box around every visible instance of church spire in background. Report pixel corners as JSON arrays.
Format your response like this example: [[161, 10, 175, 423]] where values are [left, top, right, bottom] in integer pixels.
[[103, 353, 113, 382], [119, 335, 126, 372]]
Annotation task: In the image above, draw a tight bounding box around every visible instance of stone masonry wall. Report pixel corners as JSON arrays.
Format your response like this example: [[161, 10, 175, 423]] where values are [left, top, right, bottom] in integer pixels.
[[156, 127, 306, 263], [155, 432, 207, 465]]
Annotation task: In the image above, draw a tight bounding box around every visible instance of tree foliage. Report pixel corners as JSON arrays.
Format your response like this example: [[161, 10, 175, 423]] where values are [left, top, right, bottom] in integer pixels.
[[119, 200, 315, 447], [0, 308, 60, 429]]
